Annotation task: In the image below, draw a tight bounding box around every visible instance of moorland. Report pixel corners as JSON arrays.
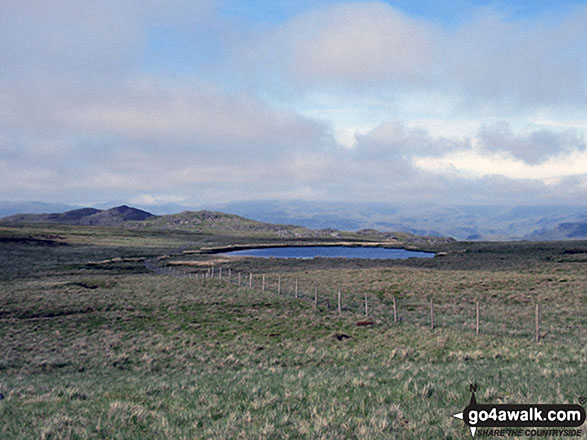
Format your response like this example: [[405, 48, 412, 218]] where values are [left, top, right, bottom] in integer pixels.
[[0, 210, 585, 439]]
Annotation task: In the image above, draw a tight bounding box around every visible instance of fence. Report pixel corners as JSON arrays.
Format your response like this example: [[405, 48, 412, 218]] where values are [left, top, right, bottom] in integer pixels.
[[144, 259, 585, 344]]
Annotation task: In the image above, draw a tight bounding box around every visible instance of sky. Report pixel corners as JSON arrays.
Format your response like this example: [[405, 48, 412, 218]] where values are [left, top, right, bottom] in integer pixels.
[[1, 0, 586, 208]]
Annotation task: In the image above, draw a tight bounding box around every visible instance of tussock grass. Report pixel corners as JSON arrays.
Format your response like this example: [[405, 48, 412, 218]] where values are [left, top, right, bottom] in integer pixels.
[[0, 226, 585, 438]]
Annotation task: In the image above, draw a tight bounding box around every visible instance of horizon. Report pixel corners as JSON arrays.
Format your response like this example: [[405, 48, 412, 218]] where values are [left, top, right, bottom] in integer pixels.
[[1, 1, 586, 207], [2, 198, 586, 241], [4, 198, 587, 213]]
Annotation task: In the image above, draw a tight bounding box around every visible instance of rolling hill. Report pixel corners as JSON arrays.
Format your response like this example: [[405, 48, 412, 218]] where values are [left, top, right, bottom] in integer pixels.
[[1, 205, 153, 226], [3, 200, 587, 240], [206, 200, 587, 240], [0, 205, 454, 245], [524, 220, 587, 240]]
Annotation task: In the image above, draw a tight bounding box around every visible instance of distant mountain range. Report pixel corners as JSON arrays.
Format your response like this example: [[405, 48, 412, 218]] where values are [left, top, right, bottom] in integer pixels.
[[525, 220, 587, 241], [0, 201, 81, 219], [1, 200, 586, 241], [205, 200, 587, 241], [0, 205, 454, 245]]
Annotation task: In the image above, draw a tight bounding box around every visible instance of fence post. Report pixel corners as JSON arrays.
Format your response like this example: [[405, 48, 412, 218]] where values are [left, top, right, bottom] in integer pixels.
[[278, 276, 281, 295], [219, 267, 222, 280], [314, 284, 318, 307], [262, 275, 265, 291], [535, 303, 540, 343], [430, 301, 435, 330], [238, 272, 241, 286], [211, 265, 214, 279], [392, 296, 397, 323], [476, 300, 480, 335], [364, 292, 368, 317], [295, 279, 298, 298], [338, 290, 342, 315], [228, 268, 231, 283]]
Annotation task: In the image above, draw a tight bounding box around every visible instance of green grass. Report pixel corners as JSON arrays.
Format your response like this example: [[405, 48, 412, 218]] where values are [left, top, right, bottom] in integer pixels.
[[0, 225, 585, 439]]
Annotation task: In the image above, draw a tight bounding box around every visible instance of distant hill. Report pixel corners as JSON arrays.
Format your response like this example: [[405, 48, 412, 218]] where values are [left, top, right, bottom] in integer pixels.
[[206, 200, 587, 241], [0, 201, 80, 219], [128, 210, 452, 244], [525, 220, 587, 240], [1, 205, 153, 226], [129, 210, 318, 238], [0, 205, 454, 244], [3, 200, 587, 240]]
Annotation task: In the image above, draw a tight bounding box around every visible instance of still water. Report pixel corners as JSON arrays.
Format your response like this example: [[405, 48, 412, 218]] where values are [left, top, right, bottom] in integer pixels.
[[222, 246, 435, 259]]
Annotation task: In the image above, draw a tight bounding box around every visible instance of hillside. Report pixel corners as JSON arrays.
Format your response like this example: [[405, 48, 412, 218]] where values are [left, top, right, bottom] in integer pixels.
[[3, 200, 587, 240], [206, 200, 587, 240], [0, 215, 585, 439], [0, 206, 455, 245], [1, 205, 153, 226], [129, 210, 323, 238], [525, 219, 587, 240]]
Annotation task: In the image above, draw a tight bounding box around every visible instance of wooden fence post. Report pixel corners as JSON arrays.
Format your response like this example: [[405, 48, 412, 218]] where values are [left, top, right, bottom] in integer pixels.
[[228, 268, 231, 283], [364, 292, 368, 317], [278, 276, 281, 295], [430, 301, 435, 330], [314, 284, 318, 307], [337, 290, 342, 315], [262, 274, 265, 291], [392, 296, 397, 323], [295, 279, 298, 298], [476, 300, 480, 335], [535, 303, 540, 343], [249, 273, 252, 288], [219, 267, 222, 280], [238, 272, 241, 286]]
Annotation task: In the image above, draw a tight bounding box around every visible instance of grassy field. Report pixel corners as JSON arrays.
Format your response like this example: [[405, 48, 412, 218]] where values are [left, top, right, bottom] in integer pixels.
[[0, 224, 585, 439]]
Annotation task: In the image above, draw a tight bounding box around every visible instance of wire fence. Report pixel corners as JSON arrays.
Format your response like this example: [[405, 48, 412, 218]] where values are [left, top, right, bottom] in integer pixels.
[[144, 259, 586, 344]]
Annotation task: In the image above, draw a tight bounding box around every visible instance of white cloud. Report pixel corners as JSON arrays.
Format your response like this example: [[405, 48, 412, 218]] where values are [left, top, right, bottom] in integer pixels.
[[415, 148, 587, 181], [246, 2, 587, 110], [476, 121, 586, 164], [282, 2, 435, 84], [442, 7, 587, 108], [129, 194, 186, 206], [1, 1, 586, 207], [356, 121, 470, 158]]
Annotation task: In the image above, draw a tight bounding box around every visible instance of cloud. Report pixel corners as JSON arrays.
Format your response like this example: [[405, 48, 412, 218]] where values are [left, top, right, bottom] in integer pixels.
[[1, 1, 586, 207], [355, 121, 470, 159], [477, 121, 586, 164], [0, 1, 142, 85], [442, 7, 587, 108], [285, 2, 434, 84], [245, 1, 435, 87], [244, 2, 587, 110], [1, 75, 328, 152]]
